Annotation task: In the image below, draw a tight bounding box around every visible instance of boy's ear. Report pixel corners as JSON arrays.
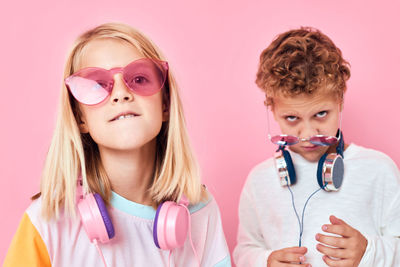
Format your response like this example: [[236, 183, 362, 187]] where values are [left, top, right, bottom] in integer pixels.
[[272, 109, 278, 121], [340, 100, 345, 112], [267, 103, 277, 120]]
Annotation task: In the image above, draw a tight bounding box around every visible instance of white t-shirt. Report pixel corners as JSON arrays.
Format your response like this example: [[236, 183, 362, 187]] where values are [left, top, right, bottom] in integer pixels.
[[233, 143, 400, 267], [4, 190, 231, 267]]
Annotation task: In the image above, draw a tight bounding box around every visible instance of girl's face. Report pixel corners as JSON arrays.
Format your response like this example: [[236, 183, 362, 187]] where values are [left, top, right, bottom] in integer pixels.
[[77, 38, 168, 152], [272, 92, 341, 162]]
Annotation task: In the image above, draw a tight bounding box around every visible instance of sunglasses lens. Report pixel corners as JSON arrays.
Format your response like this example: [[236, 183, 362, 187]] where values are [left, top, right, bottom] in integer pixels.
[[123, 59, 167, 96], [65, 69, 111, 105], [270, 135, 299, 146], [309, 135, 338, 146]]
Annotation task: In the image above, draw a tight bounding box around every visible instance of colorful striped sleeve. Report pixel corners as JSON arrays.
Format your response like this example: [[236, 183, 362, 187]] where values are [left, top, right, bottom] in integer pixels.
[[3, 212, 51, 267]]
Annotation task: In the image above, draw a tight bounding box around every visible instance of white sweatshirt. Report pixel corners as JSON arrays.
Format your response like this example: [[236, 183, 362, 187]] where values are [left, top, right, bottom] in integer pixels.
[[233, 143, 400, 267]]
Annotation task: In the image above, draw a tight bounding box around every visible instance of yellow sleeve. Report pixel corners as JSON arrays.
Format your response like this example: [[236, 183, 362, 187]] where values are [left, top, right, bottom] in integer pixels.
[[3, 212, 51, 267]]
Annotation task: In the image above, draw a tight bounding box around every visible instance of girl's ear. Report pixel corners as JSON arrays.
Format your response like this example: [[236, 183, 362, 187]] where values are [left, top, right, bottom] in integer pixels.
[[162, 102, 169, 122], [79, 121, 89, 134], [78, 114, 89, 133], [162, 88, 170, 122], [72, 101, 89, 133]]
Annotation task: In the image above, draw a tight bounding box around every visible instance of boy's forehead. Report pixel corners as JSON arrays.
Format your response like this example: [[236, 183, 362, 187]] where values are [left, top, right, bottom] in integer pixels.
[[272, 92, 339, 113]]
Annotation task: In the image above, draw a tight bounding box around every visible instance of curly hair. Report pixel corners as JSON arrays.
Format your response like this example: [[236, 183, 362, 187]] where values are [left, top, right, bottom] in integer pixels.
[[256, 27, 350, 105]]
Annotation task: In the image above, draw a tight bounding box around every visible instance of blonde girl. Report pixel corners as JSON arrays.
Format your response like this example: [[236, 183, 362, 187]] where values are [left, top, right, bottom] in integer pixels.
[[4, 22, 231, 267]]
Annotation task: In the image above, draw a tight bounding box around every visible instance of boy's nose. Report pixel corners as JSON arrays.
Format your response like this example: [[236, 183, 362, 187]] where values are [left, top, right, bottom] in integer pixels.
[[110, 73, 134, 103], [298, 122, 319, 141]]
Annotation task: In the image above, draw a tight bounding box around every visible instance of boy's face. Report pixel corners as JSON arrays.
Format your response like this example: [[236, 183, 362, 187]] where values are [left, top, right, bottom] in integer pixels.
[[271, 92, 341, 162]]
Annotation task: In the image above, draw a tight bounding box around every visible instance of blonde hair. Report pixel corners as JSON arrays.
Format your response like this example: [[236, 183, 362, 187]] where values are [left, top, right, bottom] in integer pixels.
[[36, 22, 206, 219]]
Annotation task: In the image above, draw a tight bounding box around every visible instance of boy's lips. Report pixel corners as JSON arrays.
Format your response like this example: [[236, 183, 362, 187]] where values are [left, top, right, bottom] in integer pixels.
[[301, 144, 319, 151]]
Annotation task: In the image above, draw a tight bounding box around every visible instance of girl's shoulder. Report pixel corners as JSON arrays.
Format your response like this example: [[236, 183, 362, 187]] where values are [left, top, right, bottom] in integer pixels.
[[25, 195, 80, 233], [188, 188, 220, 217]]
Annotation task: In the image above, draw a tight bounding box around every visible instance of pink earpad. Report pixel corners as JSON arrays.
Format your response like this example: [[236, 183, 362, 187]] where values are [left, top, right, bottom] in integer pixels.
[[77, 194, 111, 243], [156, 201, 189, 250]]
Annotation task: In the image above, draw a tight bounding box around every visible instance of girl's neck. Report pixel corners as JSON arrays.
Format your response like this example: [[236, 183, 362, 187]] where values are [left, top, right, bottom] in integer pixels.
[[98, 138, 157, 206]]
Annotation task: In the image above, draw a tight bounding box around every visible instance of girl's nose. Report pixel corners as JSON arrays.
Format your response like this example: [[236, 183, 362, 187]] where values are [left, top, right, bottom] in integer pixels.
[[110, 73, 134, 103]]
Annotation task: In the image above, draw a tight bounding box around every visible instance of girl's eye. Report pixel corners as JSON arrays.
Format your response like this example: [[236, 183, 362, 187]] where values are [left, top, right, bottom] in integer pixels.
[[96, 80, 109, 89], [130, 75, 149, 85], [285, 116, 298, 122], [315, 111, 328, 118]]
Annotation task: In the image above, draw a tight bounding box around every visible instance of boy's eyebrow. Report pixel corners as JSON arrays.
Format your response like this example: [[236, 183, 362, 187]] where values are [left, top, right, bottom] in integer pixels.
[[278, 106, 333, 117], [279, 111, 301, 116]]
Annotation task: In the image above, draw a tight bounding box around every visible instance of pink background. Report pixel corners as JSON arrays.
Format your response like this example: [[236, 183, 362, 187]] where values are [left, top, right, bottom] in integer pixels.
[[1, 0, 399, 265]]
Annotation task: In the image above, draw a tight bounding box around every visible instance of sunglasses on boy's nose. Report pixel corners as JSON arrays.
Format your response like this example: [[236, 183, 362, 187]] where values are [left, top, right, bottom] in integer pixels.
[[65, 58, 169, 105], [269, 134, 340, 146], [266, 105, 342, 147]]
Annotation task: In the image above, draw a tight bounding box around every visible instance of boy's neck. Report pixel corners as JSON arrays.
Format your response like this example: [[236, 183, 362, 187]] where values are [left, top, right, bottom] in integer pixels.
[[98, 139, 157, 206], [326, 142, 349, 155]]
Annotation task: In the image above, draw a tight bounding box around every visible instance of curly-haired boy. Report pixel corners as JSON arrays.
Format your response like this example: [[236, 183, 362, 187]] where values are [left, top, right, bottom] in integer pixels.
[[233, 27, 400, 267]]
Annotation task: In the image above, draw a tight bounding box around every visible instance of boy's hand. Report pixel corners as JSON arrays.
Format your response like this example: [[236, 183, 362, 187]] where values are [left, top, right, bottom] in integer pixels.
[[316, 215, 367, 267], [267, 246, 311, 266]]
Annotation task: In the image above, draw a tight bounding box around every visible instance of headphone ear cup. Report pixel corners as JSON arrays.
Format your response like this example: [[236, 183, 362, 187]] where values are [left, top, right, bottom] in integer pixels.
[[317, 153, 328, 190], [319, 153, 344, 191], [93, 193, 115, 239], [153, 201, 189, 250], [282, 149, 297, 185], [78, 193, 115, 243], [153, 202, 165, 249]]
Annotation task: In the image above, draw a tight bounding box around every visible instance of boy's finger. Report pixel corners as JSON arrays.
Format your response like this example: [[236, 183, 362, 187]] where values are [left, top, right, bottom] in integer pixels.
[[316, 243, 347, 259], [272, 247, 307, 263], [279, 264, 311, 267], [322, 224, 352, 237], [315, 233, 347, 248], [322, 255, 347, 267], [274, 251, 307, 263], [282, 246, 308, 254], [329, 215, 348, 226]]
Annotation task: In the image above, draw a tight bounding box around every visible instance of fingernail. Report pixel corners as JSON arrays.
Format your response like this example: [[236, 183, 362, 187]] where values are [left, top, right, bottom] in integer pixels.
[[299, 256, 305, 262], [307, 265, 312, 267], [315, 233, 320, 240], [322, 225, 328, 231]]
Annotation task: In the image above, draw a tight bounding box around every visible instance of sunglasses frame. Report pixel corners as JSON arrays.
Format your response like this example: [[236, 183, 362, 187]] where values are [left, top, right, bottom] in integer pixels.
[[65, 58, 169, 105], [266, 105, 342, 147]]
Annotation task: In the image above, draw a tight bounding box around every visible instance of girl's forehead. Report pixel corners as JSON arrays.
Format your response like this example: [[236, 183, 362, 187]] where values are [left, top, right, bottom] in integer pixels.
[[78, 38, 144, 70], [272, 93, 340, 115]]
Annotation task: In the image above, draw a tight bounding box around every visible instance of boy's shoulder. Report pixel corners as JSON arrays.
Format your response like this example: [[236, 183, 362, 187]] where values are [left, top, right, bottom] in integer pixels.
[[244, 156, 277, 189], [344, 143, 400, 188], [346, 143, 399, 171], [249, 156, 275, 175]]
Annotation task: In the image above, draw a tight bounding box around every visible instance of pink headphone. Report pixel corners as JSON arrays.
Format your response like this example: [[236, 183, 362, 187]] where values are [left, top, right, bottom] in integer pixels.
[[76, 177, 200, 266]]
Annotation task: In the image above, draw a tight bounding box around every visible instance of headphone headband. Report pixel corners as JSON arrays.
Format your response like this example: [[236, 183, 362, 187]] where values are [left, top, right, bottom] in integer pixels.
[[336, 129, 345, 158]]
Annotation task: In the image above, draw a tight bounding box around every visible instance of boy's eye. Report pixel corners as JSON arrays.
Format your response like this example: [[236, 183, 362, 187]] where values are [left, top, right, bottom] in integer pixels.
[[315, 111, 328, 118], [285, 116, 298, 122]]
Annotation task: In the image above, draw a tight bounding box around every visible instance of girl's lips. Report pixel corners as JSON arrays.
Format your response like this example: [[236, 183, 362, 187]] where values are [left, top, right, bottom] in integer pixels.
[[109, 111, 140, 122]]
